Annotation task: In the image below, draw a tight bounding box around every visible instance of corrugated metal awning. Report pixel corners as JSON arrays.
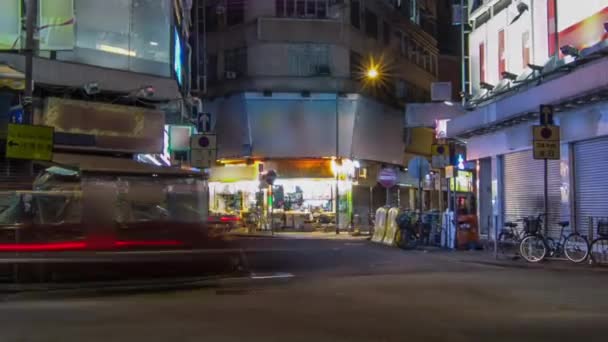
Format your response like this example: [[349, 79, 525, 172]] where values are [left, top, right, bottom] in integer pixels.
[[0, 63, 25, 90], [47, 153, 201, 177]]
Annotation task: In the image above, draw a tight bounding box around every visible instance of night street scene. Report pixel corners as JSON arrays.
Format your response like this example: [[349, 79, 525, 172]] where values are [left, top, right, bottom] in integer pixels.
[[1, 0, 608, 341]]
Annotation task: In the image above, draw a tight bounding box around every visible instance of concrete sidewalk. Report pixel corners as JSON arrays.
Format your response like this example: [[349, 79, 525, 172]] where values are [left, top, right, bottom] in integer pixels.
[[441, 249, 608, 273], [229, 228, 371, 241]]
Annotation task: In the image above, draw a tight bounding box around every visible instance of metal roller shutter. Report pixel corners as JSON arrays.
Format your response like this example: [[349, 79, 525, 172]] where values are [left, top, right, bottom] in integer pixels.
[[574, 137, 608, 234], [503, 150, 562, 238]]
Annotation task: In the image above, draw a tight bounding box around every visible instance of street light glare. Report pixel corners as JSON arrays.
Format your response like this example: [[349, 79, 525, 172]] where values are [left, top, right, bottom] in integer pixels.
[[367, 68, 379, 79]]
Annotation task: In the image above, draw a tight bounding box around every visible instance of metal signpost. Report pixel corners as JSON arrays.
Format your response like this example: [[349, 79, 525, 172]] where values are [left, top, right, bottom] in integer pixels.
[[377, 167, 398, 206], [533, 104, 560, 234], [408, 157, 431, 213], [190, 133, 216, 169]]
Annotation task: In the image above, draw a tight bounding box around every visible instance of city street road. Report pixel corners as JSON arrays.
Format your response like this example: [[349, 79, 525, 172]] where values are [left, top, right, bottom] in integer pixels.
[[2, 237, 608, 342]]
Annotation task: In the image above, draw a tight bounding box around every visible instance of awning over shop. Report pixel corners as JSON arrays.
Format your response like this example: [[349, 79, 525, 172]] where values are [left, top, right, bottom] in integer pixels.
[[48, 152, 201, 177], [0, 63, 25, 90]]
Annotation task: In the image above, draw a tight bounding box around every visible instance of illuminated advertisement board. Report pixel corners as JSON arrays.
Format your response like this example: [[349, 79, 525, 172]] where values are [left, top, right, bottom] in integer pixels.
[[554, 0, 608, 53], [449, 170, 473, 193], [173, 28, 183, 86]]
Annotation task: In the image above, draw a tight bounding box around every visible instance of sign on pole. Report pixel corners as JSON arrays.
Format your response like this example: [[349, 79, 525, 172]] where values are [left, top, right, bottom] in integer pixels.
[[539, 104, 554, 125], [190, 133, 216, 168], [431, 144, 449, 168], [533, 125, 560, 160], [197, 112, 212, 133], [377, 167, 398, 188], [5, 124, 54, 161], [408, 156, 430, 181]]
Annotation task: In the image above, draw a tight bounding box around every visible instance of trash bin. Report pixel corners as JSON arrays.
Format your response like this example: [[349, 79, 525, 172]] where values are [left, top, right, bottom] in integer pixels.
[[456, 214, 479, 250]]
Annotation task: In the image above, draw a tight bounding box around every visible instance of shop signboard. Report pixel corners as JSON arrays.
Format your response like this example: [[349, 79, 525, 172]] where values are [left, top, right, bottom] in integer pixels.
[[6, 124, 54, 161], [377, 167, 398, 188], [449, 170, 473, 192]]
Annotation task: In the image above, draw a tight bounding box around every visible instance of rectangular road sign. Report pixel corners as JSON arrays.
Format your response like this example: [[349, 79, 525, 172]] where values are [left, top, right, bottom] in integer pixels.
[[431, 144, 449, 168], [533, 125, 560, 160], [533, 141, 560, 160], [6, 124, 54, 161], [191, 148, 216, 169], [539, 104, 554, 125]]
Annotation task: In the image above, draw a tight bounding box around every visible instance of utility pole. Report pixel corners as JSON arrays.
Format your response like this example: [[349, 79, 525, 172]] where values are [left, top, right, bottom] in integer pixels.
[[23, 0, 37, 125], [335, 93, 340, 235]]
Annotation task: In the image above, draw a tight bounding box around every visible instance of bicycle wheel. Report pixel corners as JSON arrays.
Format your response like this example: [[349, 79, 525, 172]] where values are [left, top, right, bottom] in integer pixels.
[[563, 233, 589, 263], [520, 235, 547, 263], [590, 238, 608, 266]]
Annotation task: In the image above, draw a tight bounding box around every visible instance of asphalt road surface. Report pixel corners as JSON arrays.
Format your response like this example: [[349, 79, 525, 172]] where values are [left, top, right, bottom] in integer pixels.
[[2, 237, 608, 342]]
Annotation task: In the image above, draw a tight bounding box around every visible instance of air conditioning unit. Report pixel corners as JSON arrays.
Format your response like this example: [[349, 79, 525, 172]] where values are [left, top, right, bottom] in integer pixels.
[[431, 82, 452, 102], [225, 71, 238, 80], [316, 65, 331, 76]]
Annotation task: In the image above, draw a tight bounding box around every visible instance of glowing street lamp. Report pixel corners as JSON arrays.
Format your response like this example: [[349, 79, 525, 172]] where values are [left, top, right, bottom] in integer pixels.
[[366, 67, 379, 80]]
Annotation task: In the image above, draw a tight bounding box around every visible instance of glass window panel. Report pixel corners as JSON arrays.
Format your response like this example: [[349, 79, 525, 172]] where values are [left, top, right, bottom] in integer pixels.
[[129, 0, 171, 75], [54, 0, 171, 77], [39, 0, 75, 51], [57, 0, 131, 71], [0, 0, 21, 50]]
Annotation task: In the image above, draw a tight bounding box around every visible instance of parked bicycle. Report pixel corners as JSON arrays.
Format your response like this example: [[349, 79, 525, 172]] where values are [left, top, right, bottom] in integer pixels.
[[519, 216, 589, 263], [590, 220, 608, 265], [395, 211, 421, 250], [497, 220, 525, 255]]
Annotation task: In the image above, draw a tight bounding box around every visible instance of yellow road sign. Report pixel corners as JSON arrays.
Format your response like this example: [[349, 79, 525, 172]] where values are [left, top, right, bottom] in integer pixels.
[[6, 124, 54, 161], [533, 125, 560, 160], [431, 144, 449, 168]]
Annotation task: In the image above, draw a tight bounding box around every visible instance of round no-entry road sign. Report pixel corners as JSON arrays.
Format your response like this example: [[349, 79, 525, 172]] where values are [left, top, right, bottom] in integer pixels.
[[378, 167, 398, 188], [198, 136, 210, 148]]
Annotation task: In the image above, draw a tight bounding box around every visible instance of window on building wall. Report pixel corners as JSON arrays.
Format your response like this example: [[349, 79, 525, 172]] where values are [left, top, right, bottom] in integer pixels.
[[383, 21, 391, 45], [226, 0, 245, 26], [411, 40, 419, 65], [296, 0, 305, 16], [286, 0, 295, 16], [409, 0, 419, 25], [276, 0, 285, 16], [422, 50, 430, 71], [395, 79, 408, 99], [205, 54, 218, 84], [350, 50, 362, 79], [364, 9, 378, 39], [498, 29, 506, 78], [224, 47, 248, 77], [351, 0, 360, 28], [277, 0, 328, 18], [203, 4, 219, 32], [479, 42, 485, 83], [288, 44, 330, 76], [522, 31, 531, 67]]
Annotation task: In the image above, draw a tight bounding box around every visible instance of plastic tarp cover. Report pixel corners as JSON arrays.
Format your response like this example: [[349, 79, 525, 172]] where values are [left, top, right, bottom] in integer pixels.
[[383, 207, 400, 246], [371, 207, 388, 243]]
